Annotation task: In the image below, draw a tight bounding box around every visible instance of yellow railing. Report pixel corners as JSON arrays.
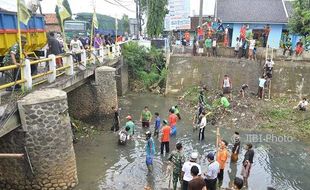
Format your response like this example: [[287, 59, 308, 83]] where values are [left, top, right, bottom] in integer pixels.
[[0, 42, 126, 92]]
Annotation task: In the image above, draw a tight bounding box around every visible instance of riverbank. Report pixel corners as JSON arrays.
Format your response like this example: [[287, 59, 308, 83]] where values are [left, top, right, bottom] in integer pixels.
[[179, 86, 310, 141]]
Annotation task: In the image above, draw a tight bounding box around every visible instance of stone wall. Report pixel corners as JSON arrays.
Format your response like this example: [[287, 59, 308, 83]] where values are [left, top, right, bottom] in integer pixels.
[[116, 57, 128, 96], [68, 66, 118, 121], [166, 55, 310, 97], [0, 89, 78, 189]]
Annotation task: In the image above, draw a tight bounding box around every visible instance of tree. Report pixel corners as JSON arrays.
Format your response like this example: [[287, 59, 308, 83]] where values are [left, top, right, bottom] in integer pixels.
[[121, 14, 130, 34], [141, 0, 168, 38], [288, 0, 310, 41]]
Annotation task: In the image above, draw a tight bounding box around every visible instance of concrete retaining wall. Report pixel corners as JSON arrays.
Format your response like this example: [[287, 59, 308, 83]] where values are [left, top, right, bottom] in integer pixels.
[[0, 89, 78, 190], [166, 55, 310, 98]]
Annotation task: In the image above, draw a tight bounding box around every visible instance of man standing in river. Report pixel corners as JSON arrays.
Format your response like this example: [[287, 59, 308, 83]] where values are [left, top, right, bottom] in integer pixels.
[[217, 140, 229, 186], [111, 107, 120, 132], [125, 115, 135, 139], [140, 106, 152, 128], [145, 131, 155, 172], [168, 142, 185, 190], [242, 143, 254, 187]]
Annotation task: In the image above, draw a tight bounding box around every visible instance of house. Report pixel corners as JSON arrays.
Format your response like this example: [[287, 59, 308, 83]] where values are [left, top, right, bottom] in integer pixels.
[[44, 14, 61, 33], [217, 0, 296, 48]]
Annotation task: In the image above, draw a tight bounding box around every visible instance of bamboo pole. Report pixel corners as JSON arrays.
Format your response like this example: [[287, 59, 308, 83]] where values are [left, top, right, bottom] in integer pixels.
[[0, 154, 24, 158], [90, 7, 95, 48], [60, 17, 68, 52], [216, 127, 220, 157], [17, 0, 25, 92]]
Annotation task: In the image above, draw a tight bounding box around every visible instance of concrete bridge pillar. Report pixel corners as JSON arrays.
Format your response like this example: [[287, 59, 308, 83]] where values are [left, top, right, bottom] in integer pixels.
[[94, 66, 118, 116], [0, 89, 78, 189]]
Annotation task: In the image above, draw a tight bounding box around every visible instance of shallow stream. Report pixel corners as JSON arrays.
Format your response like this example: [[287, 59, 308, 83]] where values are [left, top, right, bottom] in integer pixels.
[[73, 93, 310, 190]]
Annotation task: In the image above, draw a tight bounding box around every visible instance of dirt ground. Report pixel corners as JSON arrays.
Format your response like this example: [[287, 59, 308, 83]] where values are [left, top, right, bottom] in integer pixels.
[[178, 86, 310, 141]]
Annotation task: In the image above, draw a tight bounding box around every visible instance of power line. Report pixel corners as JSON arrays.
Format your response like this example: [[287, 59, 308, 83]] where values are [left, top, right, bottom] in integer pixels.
[[113, 0, 135, 12], [103, 0, 135, 12]]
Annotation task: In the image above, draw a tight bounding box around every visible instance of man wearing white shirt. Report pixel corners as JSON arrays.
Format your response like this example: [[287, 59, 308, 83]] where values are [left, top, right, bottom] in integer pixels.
[[181, 152, 201, 190], [198, 111, 206, 141], [204, 152, 220, 190], [70, 35, 84, 63]]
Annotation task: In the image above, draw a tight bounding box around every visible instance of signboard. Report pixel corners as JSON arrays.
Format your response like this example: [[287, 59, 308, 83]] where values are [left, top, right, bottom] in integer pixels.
[[165, 0, 191, 31], [169, 18, 190, 30]]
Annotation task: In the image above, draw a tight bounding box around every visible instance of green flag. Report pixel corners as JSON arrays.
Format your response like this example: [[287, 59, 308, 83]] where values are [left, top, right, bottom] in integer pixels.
[[18, 0, 31, 25], [56, 0, 71, 22], [93, 12, 98, 29]]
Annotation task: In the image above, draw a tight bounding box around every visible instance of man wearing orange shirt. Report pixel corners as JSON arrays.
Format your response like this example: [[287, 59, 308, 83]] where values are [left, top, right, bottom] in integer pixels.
[[169, 108, 178, 136], [160, 120, 171, 154], [197, 27, 204, 41], [216, 140, 229, 185], [184, 31, 190, 43]]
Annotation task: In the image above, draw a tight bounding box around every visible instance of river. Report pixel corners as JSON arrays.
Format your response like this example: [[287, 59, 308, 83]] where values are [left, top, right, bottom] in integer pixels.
[[73, 93, 310, 190]]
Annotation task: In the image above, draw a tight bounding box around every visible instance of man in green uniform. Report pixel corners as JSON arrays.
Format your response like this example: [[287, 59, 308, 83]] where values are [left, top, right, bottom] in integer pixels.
[[168, 142, 185, 190], [2, 36, 27, 91], [140, 106, 152, 128], [125, 115, 135, 139]]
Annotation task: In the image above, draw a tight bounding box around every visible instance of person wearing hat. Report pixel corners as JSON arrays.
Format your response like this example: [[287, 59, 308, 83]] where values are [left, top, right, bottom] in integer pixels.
[[145, 131, 155, 172], [203, 152, 220, 190], [2, 36, 27, 91], [168, 142, 185, 190], [160, 119, 171, 154], [181, 152, 201, 190], [125, 115, 135, 139]]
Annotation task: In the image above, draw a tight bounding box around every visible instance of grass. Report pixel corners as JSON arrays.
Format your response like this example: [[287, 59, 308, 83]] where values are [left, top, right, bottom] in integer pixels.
[[262, 108, 292, 120]]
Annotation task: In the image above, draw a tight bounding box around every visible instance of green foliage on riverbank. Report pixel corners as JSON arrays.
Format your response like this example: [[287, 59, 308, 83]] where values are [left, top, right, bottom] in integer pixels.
[[122, 42, 167, 89]]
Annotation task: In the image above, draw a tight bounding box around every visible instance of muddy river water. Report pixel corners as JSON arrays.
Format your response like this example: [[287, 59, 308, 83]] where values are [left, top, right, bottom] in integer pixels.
[[73, 93, 310, 190]]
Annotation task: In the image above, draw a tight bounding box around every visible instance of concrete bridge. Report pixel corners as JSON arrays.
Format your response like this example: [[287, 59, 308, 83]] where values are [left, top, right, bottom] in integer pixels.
[[0, 45, 128, 189]]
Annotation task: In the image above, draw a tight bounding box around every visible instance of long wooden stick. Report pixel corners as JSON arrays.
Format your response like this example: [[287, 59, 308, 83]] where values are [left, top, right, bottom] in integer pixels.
[[268, 80, 271, 99], [216, 127, 219, 148], [0, 154, 24, 158]]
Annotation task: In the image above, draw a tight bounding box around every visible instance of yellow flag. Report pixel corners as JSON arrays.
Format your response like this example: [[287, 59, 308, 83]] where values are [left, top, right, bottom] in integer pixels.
[[57, 0, 71, 22], [93, 12, 98, 29], [19, 0, 31, 25]]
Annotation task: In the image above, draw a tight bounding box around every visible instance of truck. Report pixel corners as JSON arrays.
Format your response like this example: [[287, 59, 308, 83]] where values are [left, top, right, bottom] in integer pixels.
[[64, 20, 89, 44], [0, 10, 47, 61]]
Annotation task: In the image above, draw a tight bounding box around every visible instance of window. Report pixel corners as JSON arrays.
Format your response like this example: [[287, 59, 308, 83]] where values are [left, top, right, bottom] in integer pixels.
[[64, 22, 86, 31]]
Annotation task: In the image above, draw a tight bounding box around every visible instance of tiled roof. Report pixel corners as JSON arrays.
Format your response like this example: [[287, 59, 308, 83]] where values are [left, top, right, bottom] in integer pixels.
[[45, 14, 58, 24], [217, 0, 289, 23]]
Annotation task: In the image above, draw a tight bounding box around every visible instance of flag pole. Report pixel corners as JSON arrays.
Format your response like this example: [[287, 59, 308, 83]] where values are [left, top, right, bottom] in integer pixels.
[[115, 16, 118, 45], [61, 18, 68, 52], [90, 8, 95, 48], [17, 0, 25, 92]]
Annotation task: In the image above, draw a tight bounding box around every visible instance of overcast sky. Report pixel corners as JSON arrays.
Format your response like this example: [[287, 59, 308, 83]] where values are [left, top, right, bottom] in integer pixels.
[[0, 0, 215, 18]]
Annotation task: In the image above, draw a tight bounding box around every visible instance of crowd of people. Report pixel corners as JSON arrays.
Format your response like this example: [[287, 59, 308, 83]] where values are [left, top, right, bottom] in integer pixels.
[[109, 90, 259, 190]]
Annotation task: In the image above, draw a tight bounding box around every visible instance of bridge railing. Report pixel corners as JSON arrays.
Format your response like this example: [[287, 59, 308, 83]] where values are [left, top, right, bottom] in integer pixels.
[[0, 42, 126, 92]]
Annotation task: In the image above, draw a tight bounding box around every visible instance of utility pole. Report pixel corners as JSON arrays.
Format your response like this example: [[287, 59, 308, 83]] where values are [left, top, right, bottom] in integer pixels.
[[199, 0, 203, 27], [135, 0, 139, 39], [214, 0, 218, 18], [138, 0, 142, 37]]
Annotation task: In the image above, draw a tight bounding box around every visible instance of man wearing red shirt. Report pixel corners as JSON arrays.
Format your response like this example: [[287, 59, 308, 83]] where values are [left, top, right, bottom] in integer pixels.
[[169, 108, 178, 136]]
